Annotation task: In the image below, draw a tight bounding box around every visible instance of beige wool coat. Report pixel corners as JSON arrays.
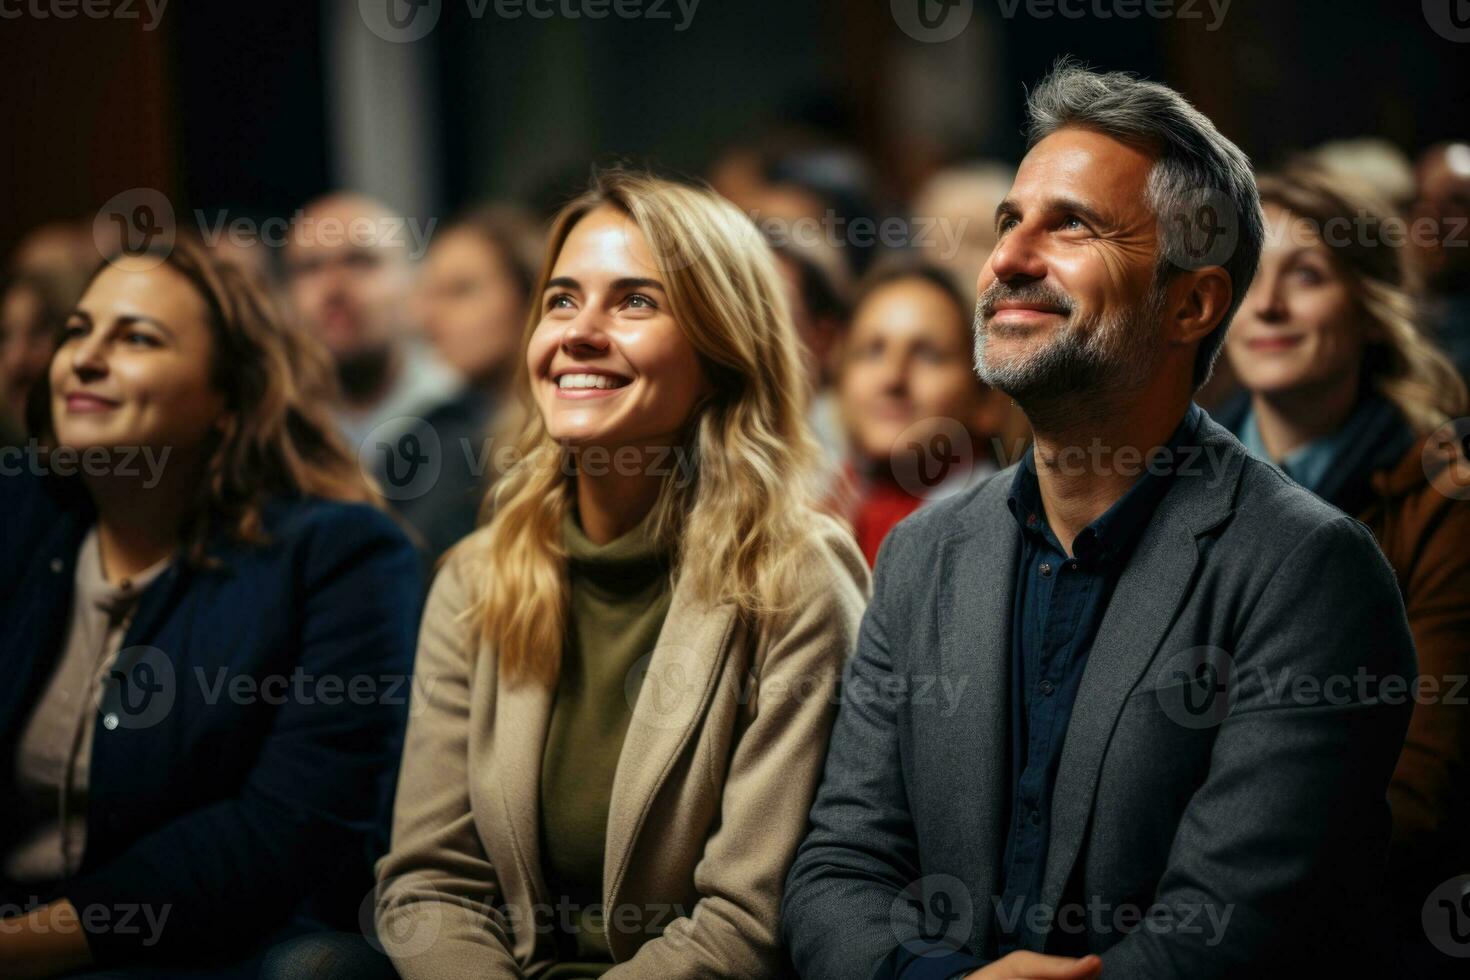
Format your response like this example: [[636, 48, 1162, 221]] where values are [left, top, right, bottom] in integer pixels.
[[374, 513, 870, 979]]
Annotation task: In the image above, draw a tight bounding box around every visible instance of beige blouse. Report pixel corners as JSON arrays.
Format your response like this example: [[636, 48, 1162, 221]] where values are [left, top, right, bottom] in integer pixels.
[[3, 528, 169, 884]]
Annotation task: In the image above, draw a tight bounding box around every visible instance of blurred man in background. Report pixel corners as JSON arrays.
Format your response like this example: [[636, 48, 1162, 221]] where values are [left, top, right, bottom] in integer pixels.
[[1412, 142, 1470, 382], [284, 192, 461, 559]]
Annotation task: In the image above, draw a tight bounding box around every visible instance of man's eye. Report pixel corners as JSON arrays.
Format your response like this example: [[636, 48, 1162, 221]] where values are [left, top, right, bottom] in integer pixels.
[[1061, 215, 1086, 231]]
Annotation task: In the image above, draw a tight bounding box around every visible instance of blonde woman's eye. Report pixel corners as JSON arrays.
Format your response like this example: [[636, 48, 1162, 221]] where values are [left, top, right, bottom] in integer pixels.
[[626, 293, 655, 309]]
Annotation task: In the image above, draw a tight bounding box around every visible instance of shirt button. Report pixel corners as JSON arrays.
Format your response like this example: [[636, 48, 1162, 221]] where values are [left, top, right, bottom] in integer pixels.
[[1039, 562, 1053, 577], [1039, 680, 1055, 696], [102, 713, 120, 731]]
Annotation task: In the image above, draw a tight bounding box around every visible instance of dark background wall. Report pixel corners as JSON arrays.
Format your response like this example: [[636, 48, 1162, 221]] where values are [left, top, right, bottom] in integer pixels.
[[3, 0, 1466, 257]]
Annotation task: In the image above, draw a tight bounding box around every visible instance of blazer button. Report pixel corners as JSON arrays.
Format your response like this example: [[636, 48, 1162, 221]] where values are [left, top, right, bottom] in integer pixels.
[[102, 713, 120, 731]]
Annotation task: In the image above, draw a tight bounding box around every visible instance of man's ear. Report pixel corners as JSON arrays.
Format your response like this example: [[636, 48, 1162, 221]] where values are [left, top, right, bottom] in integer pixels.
[[1168, 266, 1233, 346]]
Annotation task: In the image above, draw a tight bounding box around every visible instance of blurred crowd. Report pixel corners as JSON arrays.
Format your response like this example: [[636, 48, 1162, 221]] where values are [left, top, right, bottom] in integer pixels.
[[6, 135, 1469, 569]]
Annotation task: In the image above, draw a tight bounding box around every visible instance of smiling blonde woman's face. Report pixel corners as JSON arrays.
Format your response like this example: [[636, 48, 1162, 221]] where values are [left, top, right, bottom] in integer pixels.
[[525, 206, 710, 450], [49, 256, 226, 455], [1225, 204, 1366, 396]]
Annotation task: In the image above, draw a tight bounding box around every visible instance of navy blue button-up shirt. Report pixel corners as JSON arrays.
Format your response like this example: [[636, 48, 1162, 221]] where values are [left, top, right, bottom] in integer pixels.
[[992, 404, 1202, 956]]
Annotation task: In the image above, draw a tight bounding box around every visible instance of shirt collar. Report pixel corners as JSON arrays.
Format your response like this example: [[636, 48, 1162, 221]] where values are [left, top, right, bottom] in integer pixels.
[[1007, 403, 1202, 564]]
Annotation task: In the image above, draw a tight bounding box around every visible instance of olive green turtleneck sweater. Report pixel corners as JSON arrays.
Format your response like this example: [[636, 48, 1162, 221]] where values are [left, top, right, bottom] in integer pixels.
[[540, 506, 674, 966]]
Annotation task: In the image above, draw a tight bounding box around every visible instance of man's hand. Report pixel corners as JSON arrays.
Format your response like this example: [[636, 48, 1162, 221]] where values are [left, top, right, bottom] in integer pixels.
[[0, 900, 94, 979], [965, 951, 1102, 979]]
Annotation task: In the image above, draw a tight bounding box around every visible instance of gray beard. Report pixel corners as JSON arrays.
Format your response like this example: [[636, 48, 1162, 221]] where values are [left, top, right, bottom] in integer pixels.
[[972, 286, 1166, 410]]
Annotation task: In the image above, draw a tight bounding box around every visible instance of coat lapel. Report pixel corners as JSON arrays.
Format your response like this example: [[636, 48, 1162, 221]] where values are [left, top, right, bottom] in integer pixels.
[[1035, 419, 1244, 933], [490, 666, 555, 925], [935, 473, 1019, 946], [603, 569, 738, 910]]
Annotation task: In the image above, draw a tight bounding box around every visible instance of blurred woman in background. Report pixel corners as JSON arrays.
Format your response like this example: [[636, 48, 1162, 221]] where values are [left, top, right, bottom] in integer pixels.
[[367, 171, 869, 979], [1218, 163, 1470, 977], [407, 204, 542, 558], [831, 262, 1008, 566], [0, 239, 422, 977]]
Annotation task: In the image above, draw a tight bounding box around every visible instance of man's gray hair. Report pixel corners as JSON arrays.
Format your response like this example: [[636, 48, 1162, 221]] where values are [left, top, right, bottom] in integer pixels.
[[1025, 60, 1265, 390]]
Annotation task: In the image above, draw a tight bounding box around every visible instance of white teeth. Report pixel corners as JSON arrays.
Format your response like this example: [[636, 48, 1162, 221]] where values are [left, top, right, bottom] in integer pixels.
[[557, 372, 628, 390]]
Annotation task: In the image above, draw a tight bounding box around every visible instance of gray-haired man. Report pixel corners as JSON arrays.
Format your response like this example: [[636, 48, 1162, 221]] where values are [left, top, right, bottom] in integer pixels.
[[782, 62, 1415, 979]]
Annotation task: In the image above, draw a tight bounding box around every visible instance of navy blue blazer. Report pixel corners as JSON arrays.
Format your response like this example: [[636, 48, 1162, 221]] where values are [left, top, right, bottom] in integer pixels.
[[0, 471, 423, 966]]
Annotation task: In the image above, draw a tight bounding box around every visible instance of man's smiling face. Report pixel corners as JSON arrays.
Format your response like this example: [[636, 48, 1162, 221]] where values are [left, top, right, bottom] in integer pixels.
[[973, 126, 1167, 400]]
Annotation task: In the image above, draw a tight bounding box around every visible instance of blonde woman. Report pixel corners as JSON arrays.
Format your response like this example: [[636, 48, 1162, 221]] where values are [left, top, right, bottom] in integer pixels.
[[372, 171, 869, 979], [1217, 163, 1470, 974]]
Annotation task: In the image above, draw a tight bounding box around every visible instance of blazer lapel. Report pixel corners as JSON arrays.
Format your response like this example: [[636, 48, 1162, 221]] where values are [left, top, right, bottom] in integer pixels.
[[1036, 421, 1244, 934], [491, 667, 555, 921], [935, 474, 1019, 946], [603, 570, 738, 909]]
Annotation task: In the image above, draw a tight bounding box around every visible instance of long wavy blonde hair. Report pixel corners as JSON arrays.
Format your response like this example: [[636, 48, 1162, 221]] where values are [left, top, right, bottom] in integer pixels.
[[1258, 164, 1468, 434], [473, 170, 827, 685]]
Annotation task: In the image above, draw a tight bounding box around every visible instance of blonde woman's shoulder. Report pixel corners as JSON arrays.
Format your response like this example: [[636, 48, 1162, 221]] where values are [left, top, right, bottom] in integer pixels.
[[791, 508, 873, 606]]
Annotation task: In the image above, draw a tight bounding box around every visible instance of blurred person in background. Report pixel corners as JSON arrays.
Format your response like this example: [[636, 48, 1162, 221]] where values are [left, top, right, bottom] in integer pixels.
[[0, 239, 422, 977], [1307, 137, 1417, 210], [409, 203, 542, 559], [767, 236, 851, 473], [1216, 164, 1470, 977], [1, 271, 74, 441], [269, 171, 867, 980], [908, 161, 1015, 288], [283, 192, 462, 558], [907, 161, 1036, 438], [831, 262, 1006, 566], [1411, 142, 1470, 381], [9, 221, 96, 286]]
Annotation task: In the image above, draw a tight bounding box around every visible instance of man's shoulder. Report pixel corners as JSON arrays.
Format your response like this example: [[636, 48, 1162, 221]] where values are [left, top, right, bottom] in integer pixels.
[[876, 464, 1017, 566], [1227, 450, 1376, 557]]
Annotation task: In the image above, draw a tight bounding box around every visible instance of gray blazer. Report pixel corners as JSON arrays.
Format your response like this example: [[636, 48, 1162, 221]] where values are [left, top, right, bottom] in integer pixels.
[[783, 412, 1416, 978]]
